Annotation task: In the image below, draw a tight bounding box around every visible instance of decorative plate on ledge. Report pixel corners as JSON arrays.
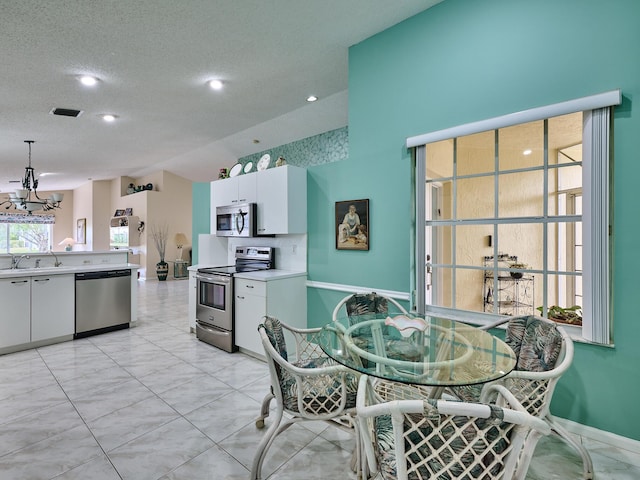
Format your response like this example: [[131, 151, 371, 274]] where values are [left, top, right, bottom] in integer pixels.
[[243, 161, 254, 174], [257, 154, 271, 171], [229, 163, 242, 177]]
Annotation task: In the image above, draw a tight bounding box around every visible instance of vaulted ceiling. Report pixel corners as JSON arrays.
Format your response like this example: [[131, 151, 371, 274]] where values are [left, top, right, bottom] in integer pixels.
[[0, 0, 441, 193]]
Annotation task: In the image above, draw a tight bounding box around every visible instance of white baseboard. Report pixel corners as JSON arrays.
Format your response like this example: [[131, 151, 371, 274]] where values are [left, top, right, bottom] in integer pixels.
[[553, 416, 640, 454]]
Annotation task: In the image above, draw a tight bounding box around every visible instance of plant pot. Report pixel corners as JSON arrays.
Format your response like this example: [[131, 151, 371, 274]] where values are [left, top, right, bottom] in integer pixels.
[[550, 316, 583, 326], [510, 272, 523, 279], [156, 261, 168, 281]]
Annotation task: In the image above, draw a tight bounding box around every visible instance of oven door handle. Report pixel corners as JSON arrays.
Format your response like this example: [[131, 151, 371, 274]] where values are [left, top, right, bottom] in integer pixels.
[[196, 274, 229, 283]]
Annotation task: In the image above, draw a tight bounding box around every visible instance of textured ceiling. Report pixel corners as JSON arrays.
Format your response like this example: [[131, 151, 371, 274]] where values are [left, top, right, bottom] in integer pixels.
[[0, 0, 440, 193]]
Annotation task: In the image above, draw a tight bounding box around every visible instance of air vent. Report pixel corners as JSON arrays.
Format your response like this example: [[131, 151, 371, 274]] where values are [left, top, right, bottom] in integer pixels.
[[50, 107, 83, 117]]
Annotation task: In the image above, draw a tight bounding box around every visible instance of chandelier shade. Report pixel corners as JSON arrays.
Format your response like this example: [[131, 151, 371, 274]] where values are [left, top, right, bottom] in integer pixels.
[[1, 140, 64, 214]]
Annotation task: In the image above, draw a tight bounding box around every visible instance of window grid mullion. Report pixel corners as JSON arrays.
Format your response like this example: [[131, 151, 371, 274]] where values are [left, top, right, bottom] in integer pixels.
[[451, 138, 457, 308]]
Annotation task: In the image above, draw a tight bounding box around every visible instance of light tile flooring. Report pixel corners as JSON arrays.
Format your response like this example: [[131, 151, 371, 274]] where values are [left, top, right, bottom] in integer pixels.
[[0, 279, 638, 479]]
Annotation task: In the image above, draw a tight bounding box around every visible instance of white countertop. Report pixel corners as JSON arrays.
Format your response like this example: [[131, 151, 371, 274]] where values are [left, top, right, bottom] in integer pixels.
[[188, 264, 306, 281], [0, 263, 139, 279], [233, 269, 307, 281]]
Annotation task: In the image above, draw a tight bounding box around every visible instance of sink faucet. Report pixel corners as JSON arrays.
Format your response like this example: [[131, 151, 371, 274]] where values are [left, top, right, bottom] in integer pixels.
[[35, 258, 41, 268], [48, 250, 62, 267], [13, 254, 30, 269]]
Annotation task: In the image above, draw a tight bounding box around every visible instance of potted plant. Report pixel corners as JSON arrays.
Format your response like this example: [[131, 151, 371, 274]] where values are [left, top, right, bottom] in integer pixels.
[[509, 262, 529, 279], [149, 223, 169, 281], [536, 305, 583, 326]]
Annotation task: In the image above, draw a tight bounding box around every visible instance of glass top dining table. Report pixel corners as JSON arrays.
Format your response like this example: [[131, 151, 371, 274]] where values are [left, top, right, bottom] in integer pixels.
[[318, 313, 516, 387]]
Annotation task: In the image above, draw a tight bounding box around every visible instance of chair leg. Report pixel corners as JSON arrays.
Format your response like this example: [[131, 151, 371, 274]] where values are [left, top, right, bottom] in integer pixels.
[[547, 416, 594, 479], [255, 390, 275, 429], [251, 404, 284, 480]]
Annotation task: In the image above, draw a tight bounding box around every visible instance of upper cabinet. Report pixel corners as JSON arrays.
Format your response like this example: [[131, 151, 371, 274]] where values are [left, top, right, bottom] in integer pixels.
[[212, 174, 257, 207], [256, 165, 306, 235], [211, 165, 307, 235]]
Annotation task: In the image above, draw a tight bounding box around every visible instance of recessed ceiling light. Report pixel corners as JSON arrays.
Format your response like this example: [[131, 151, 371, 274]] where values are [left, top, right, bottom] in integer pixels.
[[306, 95, 318, 102], [79, 75, 99, 86], [523, 149, 532, 155], [208, 79, 223, 90], [101, 114, 117, 122]]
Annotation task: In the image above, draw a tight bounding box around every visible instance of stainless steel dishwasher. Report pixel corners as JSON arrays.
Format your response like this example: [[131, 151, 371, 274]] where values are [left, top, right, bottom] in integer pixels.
[[75, 269, 132, 338]]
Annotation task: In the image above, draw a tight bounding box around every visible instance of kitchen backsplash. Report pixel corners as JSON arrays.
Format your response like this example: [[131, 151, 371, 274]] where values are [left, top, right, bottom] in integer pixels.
[[198, 234, 307, 272]]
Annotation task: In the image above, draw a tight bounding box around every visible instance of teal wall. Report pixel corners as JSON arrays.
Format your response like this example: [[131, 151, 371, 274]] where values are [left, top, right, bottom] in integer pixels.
[[306, 0, 640, 439], [191, 182, 210, 265], [192, 0, 640, 439]]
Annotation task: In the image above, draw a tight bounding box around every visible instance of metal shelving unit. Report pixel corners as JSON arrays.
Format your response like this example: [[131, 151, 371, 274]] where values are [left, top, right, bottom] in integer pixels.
[[483, 254, 534, 316]]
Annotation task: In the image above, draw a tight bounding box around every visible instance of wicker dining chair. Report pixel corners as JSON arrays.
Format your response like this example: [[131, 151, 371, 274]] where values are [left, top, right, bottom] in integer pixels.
[[332, 292, 424, 367], [451, 315, 594, 479], [251, 316, 360, 480], [357, 374, 550, 480]]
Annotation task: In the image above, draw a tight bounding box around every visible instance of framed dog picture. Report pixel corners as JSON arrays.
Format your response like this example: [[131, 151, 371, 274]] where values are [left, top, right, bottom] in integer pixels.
[[335, 199, 369, 251]]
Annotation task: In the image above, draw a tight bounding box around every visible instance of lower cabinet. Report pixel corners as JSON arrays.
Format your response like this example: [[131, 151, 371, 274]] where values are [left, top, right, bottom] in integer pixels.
[[31, 274, 75, 341], [234, 275, 307, 357], [0, 274, 75, 349], [0, 277, 31, 348]]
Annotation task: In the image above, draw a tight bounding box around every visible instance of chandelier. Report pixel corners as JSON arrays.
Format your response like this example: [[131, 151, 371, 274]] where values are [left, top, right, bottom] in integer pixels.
[[1, 140, 64, 214]]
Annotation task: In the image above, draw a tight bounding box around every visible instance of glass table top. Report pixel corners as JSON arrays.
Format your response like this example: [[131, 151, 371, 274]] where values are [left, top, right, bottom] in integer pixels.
[[319, 313, 516, 386]]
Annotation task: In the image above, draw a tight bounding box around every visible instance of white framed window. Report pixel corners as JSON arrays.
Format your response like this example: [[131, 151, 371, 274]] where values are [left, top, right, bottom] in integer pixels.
[[0, 214, 55, 253], [408, 90, 620, 345]]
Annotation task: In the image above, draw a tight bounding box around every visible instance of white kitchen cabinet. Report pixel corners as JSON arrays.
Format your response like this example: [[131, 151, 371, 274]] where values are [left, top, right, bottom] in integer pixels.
[[234, 280, 266, 356], [256, 165, 307, 235], [234, 274, 307, 357], [31, 274, 75, 342], [211, 174, 257, 208], [0, 277, 31, 348]]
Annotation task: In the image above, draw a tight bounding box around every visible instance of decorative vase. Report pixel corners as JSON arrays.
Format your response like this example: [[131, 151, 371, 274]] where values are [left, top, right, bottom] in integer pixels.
[[156, 261, 168, 281]]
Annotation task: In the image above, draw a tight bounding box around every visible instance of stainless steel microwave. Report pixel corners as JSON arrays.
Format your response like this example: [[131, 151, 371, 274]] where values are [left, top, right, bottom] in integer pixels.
[[215, 203, 257, 237]]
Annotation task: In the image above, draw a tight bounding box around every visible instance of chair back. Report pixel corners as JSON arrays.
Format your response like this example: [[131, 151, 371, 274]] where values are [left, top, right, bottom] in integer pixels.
[[332, 292, 408, 324], [357, 375, 549, 480], [501, 316, 573, 418], [258, 316, 358, 418]]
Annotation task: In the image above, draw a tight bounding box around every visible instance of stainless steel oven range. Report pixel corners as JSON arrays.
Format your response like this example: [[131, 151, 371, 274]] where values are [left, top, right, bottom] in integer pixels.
[[195, 246, 274, 352]]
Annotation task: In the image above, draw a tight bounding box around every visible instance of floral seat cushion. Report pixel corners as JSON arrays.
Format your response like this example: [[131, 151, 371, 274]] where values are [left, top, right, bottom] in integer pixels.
[[450, 316, 562, 403], [345, 293, 390, 320], [345, 294, 422, 366], [261, 316, 358, 414], [506, 316, 562, 372]]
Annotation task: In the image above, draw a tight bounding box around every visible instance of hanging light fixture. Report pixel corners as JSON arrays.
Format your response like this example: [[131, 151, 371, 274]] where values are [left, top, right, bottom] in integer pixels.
[[1, 140, 64, 214]]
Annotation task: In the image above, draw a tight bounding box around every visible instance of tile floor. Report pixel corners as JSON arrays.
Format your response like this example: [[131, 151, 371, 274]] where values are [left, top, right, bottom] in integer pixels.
[[0, 279, 638, 479]]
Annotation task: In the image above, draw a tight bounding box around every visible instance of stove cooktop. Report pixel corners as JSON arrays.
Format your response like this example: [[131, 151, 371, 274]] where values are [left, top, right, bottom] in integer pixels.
[[198, 265, 266, 276]]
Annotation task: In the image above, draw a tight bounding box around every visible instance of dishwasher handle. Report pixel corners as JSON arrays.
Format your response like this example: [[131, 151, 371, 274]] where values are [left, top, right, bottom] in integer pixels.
[[76, 269, 132, 280]]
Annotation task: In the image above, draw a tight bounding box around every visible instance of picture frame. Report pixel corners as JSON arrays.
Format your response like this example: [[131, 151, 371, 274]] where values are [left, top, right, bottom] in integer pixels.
[[124, 207, 133, 216], [76, 218, 86, 244], [114, 209, 125, 217], [335, 198, 369, 251]]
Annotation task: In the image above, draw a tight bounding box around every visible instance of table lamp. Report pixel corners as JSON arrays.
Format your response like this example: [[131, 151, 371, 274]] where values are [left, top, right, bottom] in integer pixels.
[[59, 237, 75, 251], [175, 233, 188, 260]]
